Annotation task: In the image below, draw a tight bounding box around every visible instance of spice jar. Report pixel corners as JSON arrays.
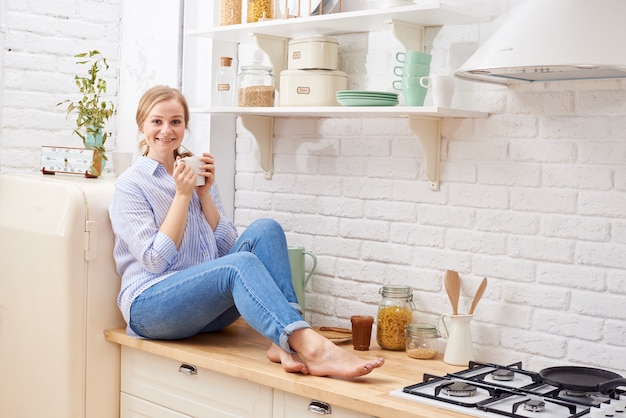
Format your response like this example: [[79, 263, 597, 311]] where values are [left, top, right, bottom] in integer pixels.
[[405, 323, 439, 359], [215, 56, 235, 107], [376, 285, 414, 351], [219, 0, 242, 26], [247, 0, 273, 22], [237, 50, 275, 107]]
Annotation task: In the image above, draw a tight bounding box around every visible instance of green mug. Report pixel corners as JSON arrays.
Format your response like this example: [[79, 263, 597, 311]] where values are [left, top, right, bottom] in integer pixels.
[[288, 247, 317, 313], [395, 50, 432, 65]]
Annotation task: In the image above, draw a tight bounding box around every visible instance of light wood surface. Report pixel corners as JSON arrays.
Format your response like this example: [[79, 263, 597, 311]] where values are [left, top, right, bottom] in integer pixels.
[[105, 319, 470, 418]]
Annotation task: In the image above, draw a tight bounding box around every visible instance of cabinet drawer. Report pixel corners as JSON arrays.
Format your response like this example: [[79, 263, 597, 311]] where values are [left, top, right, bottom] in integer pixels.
[[121, 346, 272, 418], [273, 390, 375, 418], [121, 392, 192, 418]]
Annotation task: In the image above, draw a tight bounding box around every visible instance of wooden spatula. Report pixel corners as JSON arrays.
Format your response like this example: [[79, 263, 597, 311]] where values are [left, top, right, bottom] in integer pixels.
[[469, 277, 488, 315], [444, 270, 461, 315]]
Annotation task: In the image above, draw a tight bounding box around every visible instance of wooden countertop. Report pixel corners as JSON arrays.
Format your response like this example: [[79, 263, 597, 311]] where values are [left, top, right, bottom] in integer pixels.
[[104, 319, 469, 418]]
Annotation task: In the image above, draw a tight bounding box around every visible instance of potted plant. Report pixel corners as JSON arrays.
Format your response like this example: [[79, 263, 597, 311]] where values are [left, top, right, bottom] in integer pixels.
[[58, 50, 115, 177]]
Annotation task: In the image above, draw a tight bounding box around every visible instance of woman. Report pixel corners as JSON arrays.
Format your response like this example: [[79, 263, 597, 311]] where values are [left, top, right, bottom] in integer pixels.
[[109, 85, 384, 378]]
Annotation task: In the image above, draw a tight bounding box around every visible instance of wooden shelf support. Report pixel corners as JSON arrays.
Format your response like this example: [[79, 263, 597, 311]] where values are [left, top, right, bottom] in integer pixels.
[[240, 115, 274, 179], [253, 33, 288, 93], [408, 115, 441, 191], [389, 19, 425, 52]]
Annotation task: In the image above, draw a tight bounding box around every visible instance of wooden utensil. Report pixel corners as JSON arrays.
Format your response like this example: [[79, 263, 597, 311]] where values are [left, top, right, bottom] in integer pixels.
[[444, 270, 461, 315], [469, 277, 488, 315], [319, 326, 352, 334]]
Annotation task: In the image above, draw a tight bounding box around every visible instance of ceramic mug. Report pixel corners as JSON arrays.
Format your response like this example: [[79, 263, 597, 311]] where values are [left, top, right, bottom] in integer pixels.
[[419, 75, 456, 107], [395, 50, 432, 65], [288, 246, 317, 313], [393, 63, 431, 78], [179, 156, 205, 186], [392, 75, 429, 106]]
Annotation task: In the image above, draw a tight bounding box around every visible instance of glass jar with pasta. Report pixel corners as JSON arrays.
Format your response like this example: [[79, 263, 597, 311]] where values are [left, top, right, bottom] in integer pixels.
[[247, 0, 273, 22], [376, 285, 414, 350]]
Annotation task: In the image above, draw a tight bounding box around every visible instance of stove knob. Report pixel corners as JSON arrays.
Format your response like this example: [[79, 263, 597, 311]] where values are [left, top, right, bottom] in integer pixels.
[[589, 406, 606, 418], [612, 398, 626, 413], [600, 403, 616, 417]]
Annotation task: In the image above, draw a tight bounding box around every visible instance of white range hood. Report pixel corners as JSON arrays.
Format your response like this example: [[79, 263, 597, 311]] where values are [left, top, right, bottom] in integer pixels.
[[455, 0, 626, 84]]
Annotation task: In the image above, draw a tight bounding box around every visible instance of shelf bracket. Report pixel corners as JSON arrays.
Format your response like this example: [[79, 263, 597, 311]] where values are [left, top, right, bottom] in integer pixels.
[[408, 115, 441, 191], [253, 33, 288, 93], [389, 19, 425, 52], [240, 115, 274, 179]]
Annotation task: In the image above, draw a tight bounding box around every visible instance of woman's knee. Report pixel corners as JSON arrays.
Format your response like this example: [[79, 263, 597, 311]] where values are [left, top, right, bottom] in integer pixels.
[[249, 218, 283, 232]]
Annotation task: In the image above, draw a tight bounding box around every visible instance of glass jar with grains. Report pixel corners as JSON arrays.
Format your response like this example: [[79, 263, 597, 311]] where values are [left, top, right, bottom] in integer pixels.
[[247, 0, 273, 22], [405, 323, 440, 359], [237, 50, 275, 107], [376, 285, 415, 350], [219, 0, 242, 26]]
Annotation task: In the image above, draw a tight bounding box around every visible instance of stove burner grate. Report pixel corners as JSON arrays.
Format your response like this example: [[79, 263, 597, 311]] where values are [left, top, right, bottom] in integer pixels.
[[440, 382, 478, 397], [492, 369, 515, 381], [522, 399, 545, 412]]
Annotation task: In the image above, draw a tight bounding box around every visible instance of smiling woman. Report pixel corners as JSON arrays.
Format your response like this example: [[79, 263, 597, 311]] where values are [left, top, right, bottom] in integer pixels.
[[108, 85, 385, 379]]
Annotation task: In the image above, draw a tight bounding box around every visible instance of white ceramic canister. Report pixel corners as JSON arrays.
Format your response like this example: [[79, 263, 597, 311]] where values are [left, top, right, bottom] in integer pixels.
[[280, 69, 347, 106], [287, 35, 339, 70]]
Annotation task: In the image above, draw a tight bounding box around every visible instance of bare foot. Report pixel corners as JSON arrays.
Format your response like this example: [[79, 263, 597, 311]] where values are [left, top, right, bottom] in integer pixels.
[[289, 328, 385, 378], [266, 343, 309, 374]]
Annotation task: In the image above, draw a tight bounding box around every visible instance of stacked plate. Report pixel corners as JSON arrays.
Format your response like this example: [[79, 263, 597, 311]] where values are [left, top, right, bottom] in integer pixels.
[[336, 90, 399, 107]]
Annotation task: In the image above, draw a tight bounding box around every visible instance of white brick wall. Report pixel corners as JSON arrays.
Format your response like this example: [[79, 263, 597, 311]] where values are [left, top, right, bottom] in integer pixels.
[[234, 1, 626, 375], [0, 0, 121, 174], [2, 0, 624, 378]]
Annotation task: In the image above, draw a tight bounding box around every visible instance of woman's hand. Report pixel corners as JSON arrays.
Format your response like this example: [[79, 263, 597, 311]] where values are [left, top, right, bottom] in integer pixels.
[[195, 152, 220, 230], [197, 152, 216, 194], [173, 156, 196, 196]]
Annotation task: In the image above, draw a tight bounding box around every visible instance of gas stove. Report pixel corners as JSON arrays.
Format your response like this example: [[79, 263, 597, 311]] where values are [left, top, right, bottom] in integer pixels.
[[390, 361, 626, 418]]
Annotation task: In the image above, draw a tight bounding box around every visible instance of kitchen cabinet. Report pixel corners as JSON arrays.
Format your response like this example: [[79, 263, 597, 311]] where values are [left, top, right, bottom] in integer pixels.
[[121, 393, 192, 418], [273, 390, 373, 417], [120, 347, 273, 418], [105, 320, 469, 418], [185, 1, 489, 189], [120, 346, 374, 417]]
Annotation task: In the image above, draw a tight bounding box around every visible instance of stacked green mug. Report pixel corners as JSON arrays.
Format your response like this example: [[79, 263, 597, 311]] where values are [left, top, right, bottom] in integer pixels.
[[392, 50, 432, 106]]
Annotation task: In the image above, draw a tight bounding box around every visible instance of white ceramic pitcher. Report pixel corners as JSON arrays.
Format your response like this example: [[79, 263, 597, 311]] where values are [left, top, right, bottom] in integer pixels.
[[441, 313, 474, 366]]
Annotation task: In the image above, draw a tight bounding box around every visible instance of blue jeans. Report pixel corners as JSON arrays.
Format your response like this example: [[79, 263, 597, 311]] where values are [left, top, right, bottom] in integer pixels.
[[129, 218, 309, 352]]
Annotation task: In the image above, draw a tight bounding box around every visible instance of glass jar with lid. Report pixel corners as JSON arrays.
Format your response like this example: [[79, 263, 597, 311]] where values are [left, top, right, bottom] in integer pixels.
[[215, 56, 235, 107], [237, 50, 275, 107], [247, 0, 274, 22], [219, 0, 242, 26], [376, 285, 414, 351], [405, 323, 440, 359]]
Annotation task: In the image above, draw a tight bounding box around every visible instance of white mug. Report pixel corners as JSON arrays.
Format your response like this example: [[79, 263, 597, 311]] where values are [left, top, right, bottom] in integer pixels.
[[179, 156, 205, 186], [419, 75, 455, 108]]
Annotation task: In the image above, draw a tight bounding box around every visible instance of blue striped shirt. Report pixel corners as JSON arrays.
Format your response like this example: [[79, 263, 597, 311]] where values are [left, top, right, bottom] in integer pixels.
[[108, 156, 237, 334]]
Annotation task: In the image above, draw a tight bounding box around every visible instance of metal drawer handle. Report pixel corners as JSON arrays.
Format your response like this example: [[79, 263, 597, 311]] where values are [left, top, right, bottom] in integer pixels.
[[178, 363, 198, 375], [308, 400, 332, 415]]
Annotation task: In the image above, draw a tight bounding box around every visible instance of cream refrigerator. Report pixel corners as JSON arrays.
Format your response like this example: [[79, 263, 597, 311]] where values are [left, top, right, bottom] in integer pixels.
[[0, 173, 126, 418]]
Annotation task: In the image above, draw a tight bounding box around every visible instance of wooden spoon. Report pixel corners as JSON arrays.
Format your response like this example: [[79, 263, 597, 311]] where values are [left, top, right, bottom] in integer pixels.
[[444, 270, 461, 315], [469, 277, 488, 315]]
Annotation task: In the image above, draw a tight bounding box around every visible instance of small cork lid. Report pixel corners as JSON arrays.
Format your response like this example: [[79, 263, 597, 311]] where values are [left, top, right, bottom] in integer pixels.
[[220, 56, 233, 66]]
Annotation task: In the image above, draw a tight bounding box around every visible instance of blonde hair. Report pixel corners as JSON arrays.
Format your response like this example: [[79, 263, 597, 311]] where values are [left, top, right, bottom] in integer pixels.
[[136, 85, 192, 158]]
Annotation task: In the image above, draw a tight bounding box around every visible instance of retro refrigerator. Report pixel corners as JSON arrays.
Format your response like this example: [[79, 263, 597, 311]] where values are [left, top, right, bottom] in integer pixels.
[[0, 173, 125, 418]]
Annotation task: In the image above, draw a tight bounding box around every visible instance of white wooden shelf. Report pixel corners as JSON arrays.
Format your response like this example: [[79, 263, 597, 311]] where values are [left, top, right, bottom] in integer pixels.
[[186, 1, 489, 42], [187, 2, 491, 189], [191, 106, 489, 190]]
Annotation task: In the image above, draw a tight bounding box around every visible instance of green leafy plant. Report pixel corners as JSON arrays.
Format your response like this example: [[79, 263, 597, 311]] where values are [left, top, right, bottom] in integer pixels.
[[57, 50, 115, 175]]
